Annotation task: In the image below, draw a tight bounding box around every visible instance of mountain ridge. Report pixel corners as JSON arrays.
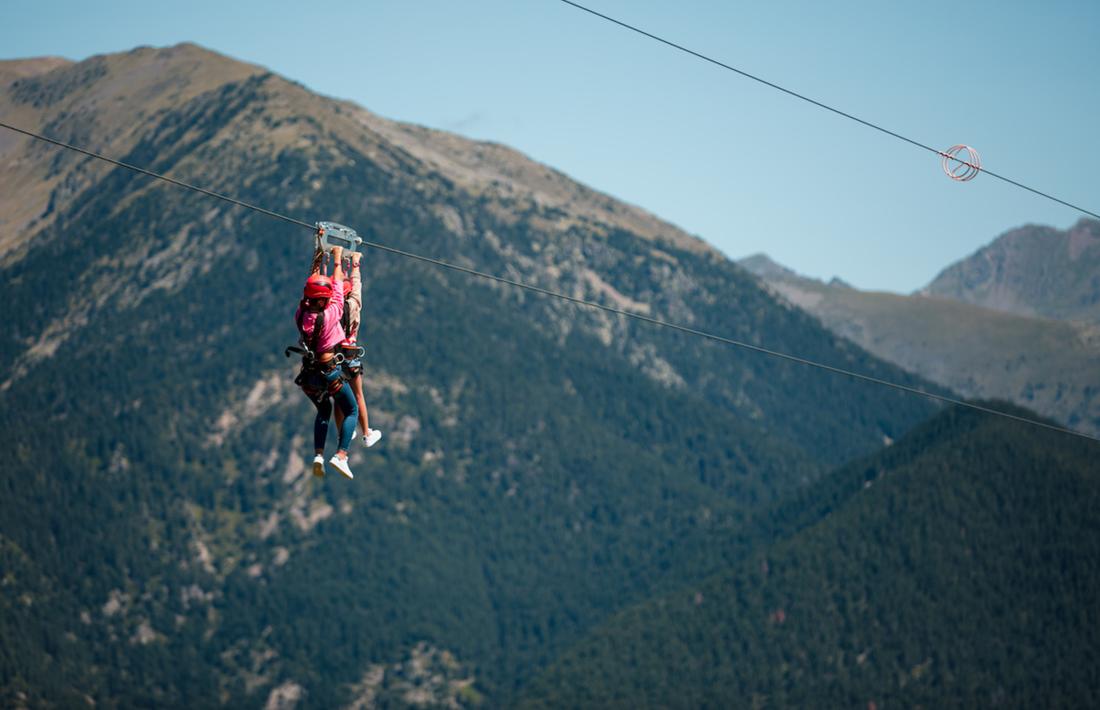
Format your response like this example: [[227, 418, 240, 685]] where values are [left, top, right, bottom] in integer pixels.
[[0, 43, 946, 706], [739, 251, 1100, 436], [0, 43, 264, 259], [0, 56, 73, 82], [922, 218, 1100, 324], [2, 41, 939, 461]]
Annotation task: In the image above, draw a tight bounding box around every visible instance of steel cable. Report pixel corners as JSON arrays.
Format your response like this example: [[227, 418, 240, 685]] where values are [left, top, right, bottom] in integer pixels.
[[1, 120, 1094, 442], [558, 0, 1100, 221]]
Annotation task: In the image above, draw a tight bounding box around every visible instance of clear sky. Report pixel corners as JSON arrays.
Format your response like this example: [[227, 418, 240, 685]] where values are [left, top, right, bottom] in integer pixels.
[[3, 0, 1098, 292]]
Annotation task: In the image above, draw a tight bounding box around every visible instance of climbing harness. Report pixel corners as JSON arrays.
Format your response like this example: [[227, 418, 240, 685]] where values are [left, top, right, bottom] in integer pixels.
[[338, 339, 366, 379], [286, 223, 365, 402], [287, 300, 346, 403]]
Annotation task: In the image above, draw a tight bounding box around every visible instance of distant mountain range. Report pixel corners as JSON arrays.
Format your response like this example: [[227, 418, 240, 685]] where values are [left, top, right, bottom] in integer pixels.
[[739, 225, 1100, 436], [923, 219, 1100, 324], [0, 44, 947, 707]]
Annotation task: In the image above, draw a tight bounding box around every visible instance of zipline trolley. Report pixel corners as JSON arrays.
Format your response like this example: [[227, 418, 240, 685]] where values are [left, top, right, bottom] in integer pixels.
[[316, 221, 363, 254]]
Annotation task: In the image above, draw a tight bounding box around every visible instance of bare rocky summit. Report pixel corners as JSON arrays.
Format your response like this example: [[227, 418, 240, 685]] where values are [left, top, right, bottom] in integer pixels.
[[922, 218, 1100, 324]]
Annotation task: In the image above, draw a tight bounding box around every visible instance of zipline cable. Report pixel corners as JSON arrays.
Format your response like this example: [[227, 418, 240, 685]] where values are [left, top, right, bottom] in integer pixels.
[[557, 0, 1100, 222], [0, 121, 315, 231], [359, 239, 1097, 442], [1, 120, 1096, 443]]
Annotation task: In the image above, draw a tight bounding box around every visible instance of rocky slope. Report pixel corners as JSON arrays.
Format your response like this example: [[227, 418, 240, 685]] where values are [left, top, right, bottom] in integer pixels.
[[922, 218, 1100, 324], [740, 253, 1100, 436], [0, 44, 263, 261]]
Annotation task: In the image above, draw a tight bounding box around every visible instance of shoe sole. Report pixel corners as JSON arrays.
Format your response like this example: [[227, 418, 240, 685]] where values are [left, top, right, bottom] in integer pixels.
[[312, 460, 325, 478]]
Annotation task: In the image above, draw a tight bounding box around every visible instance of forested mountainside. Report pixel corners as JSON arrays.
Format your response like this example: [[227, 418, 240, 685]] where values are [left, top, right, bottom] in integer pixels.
[[740, 253, 1100, 436], [922, 218, 1100, 324], [0, 44, 943, 707], [520, 404, 1100, 709]]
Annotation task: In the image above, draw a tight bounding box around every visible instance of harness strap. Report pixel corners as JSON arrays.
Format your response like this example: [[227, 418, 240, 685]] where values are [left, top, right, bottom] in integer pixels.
[[296, 304, 327, 357]]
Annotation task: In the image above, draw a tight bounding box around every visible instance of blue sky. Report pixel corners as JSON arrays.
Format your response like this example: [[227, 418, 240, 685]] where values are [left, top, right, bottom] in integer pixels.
[[3, 0, 1098, 291]]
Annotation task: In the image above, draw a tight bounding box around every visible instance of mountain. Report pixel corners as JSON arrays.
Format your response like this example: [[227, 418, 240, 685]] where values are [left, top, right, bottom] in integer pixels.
[[0, 45, 263, 259], [740, 253, 1100, 436], [0, 45, 942, 706], [922, 219, 1100, 324], [519, 404, 1100, 708]]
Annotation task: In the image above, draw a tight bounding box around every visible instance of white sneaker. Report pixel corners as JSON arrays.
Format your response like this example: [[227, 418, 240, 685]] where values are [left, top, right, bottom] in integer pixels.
[[329, 455, 354, 479], [364, 429, 382, 448], [351, 428, 358, 442], [312, 455, 326, 478]]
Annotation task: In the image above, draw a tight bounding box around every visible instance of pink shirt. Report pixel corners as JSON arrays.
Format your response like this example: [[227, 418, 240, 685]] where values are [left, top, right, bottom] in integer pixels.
[[294, 277, 347, 354]]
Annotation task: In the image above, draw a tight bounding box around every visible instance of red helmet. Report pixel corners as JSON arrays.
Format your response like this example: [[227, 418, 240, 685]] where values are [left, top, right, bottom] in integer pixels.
[[342, 279, 353, 297], [303, 274, 333, 299]]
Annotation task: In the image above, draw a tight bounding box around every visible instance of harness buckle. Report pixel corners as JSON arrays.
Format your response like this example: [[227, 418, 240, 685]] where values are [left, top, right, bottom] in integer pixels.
[[285, 345, 312, 359]]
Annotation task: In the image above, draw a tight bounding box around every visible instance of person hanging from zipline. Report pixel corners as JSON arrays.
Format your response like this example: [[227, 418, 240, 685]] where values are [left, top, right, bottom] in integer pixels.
[[333, 251, 382, 448], [292, 244, 358, 479]]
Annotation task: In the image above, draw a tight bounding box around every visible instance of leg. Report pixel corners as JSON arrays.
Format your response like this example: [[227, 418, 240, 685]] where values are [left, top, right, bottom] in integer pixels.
[[353, 372, 369, 435], [312, 396, 333, 454], [319, 368, 358, 479], [332, 381, 359, 456], [334, 401, 345, 437], [300, 369, 334, 477]]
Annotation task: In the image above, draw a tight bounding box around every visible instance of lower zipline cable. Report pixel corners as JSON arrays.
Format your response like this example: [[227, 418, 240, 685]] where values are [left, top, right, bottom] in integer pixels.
[[0, 121, 315, 231], [1, 120, 1095, 443]]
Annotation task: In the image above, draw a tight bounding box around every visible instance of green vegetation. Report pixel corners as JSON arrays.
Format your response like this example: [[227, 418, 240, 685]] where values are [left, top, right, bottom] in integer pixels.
[[519, 405, 1100, 708]]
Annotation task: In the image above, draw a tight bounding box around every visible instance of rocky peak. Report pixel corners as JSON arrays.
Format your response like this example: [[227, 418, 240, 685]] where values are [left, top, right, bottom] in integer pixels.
[[0, 43, 266, 257], [738, 253, 801, 282], [921, 218, 1100, 324]]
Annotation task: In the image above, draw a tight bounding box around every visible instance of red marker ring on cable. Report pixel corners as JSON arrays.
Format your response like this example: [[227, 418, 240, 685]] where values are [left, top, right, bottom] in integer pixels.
[[941, 144, 981, 181]]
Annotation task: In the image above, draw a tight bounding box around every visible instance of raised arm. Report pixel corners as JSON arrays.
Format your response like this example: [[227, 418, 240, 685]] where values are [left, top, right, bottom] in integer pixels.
[[309, 242, 325, 276], [327, 246, 345, 314], [331, 246, 344, 283], [350, 252, 362, 306]]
